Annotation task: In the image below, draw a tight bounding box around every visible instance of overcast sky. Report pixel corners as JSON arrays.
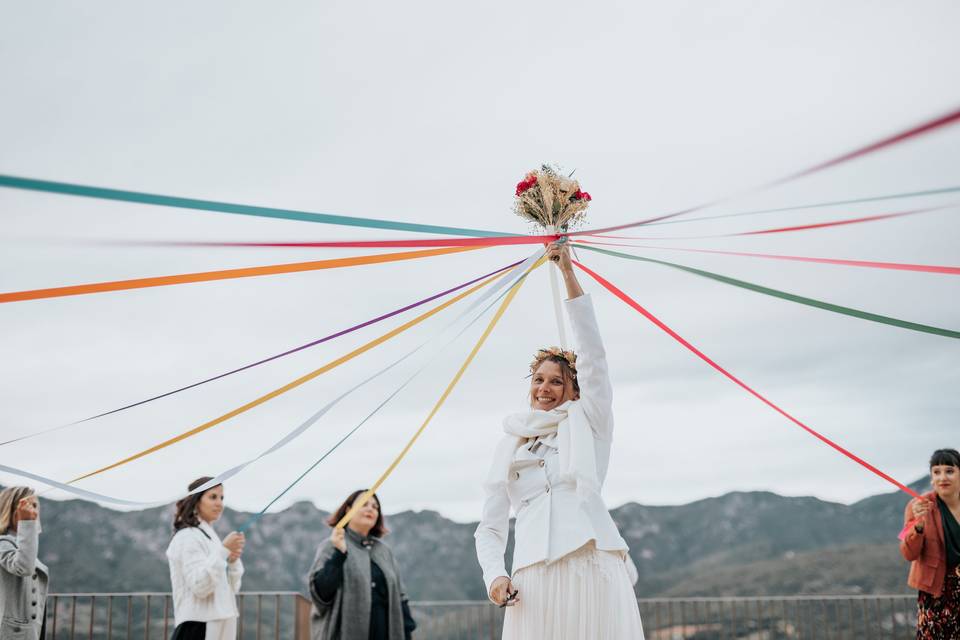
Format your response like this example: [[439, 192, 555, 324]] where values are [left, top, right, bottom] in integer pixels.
[[1, 1, 958, 523]]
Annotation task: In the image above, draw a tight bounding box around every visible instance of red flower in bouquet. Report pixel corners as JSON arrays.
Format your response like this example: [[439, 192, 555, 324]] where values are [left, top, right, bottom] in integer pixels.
[[572, 190, 592, 202], [515, 174, 538, 196]]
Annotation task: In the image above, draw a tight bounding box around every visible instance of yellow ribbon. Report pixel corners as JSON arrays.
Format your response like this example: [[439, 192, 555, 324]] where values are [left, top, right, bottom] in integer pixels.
[[336, 256, 545, 529], [69, 268, 511, 483]]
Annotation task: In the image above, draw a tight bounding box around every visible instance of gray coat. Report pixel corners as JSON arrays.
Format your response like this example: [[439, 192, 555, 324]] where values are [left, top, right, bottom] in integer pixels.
[[0, 521, 49, 640], [307, 529, 408, 640]]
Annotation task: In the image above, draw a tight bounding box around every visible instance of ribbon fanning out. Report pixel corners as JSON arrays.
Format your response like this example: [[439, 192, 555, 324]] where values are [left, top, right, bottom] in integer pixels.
[[336, 256, 546, 529], [0, 260, 524, 447], [1, 251, 544, 506], [570, 104, 960, 235], [575, 245, 959, 339], [0, 174, 512, 238], [120, 234, 559, 250], [637, 185, 960, 229], [773, 107, 960, 185], [0, 245, 486, 304], [587, 205, 950, 241], [236, 257, 541, 532], [66, 263, 513, 483], [575, 241, 960, 275], [573, 259, 920, 499]]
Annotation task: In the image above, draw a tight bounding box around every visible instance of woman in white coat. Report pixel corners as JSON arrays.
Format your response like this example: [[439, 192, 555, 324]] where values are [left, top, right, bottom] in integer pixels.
[[474, 241, 644, 639], [166, 477, 245, 640], [0, 487, 48, 640]]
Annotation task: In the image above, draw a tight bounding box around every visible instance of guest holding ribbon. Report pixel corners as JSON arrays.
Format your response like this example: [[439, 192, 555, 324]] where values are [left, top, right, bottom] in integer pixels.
[[901, 448, 960, 639], [0, 487, 48, 640], [308, 490, 417, 640], [474, 241, 644, 639], [166, 477, 245, 640]]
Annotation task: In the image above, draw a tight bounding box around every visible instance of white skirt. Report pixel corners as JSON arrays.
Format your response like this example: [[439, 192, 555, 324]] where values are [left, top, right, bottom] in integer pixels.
[[503, 542, 645, 640], [205, 617, 237, 640]]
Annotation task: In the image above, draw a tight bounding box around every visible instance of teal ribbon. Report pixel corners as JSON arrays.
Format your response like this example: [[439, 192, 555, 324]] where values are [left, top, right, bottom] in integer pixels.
[[577, 244, 959, 339], [0, 174, 512, 237]]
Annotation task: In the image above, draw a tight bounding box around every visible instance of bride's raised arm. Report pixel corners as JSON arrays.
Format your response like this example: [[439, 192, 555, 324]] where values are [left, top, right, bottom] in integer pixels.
[[548, 242, 614, 438]]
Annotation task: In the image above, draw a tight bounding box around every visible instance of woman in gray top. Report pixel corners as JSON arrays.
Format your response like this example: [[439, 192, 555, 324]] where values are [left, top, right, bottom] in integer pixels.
[[308, 490, 416, 640], [0, 486, 49, 640]]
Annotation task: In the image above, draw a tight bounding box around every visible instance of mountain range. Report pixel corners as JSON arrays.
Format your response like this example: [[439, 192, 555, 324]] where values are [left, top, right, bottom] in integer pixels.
[[27, 477, 927, 599]]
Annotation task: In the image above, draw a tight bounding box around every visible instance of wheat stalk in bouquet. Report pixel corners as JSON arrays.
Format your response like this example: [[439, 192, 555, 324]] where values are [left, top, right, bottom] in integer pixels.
[[513, 164, 591, 233]]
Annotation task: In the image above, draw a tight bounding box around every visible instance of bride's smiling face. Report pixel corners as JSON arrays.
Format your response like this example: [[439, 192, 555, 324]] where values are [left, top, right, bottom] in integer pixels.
[[529, 360, 578, 410]]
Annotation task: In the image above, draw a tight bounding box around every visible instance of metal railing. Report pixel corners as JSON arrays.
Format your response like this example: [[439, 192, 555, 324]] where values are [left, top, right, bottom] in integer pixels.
[[634, 595, 917, 640], [44, 593, 309, 640], [46, 593, 918, 639]]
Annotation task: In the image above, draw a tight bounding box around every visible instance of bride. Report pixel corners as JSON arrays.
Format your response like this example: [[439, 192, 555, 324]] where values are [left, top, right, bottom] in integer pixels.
[[474, 241, 644, 639]]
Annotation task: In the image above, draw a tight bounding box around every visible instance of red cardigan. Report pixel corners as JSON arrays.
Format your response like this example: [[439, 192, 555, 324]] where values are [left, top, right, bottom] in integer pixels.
[[900, 491, 948, 598]]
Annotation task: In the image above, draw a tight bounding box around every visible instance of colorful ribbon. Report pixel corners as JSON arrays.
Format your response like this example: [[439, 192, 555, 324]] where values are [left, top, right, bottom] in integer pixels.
[[121, 235, 559, 250], [587, 205, 948, 241], [639, 185, 960, 229], [0, 462, 209, 508], [774, 106, 960, 185], [336, 257, 545, 529], [235, 258, 539, 532], [67, 264, 512, 483], [734, 207, 938, 237], [0, 245, 484, 304], [575, 241, 960, 275], [573, 260, 920, 499], [3, 251, 543, 506], [571, 105, 960, 236], [575, 245, 959, 339], [0, 261, 523, 447], [0, 174, 512, 237]]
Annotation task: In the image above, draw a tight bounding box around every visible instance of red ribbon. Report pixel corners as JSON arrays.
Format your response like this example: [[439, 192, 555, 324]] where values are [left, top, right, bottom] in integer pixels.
[[124, 234, 561, 250], [773, 107, 960, 185], [574, 240, 960, 275], [573, 259, 921, 500], [571, 105, 960, 236]]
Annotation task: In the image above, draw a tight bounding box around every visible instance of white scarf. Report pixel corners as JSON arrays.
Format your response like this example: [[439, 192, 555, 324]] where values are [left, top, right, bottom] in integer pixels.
[[485, 400, 599, 499]]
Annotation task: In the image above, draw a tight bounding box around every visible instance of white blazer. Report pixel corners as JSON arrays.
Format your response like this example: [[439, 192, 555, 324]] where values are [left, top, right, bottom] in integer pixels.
[[474, 294, 628, 594], [166, 521, 243, 627]]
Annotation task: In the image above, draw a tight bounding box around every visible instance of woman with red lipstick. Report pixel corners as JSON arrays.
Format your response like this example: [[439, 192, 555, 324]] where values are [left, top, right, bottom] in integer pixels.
[[901, 448, 960, 639], [308, 490, 417, 640], [166, 477, 245, 640], [474, 242, 644, 639]]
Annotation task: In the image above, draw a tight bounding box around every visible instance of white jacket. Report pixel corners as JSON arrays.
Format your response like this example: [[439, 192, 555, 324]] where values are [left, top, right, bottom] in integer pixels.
[[166, 521, 243, 627], [474, 294, 628, 594], [0, 521, 49, 640]]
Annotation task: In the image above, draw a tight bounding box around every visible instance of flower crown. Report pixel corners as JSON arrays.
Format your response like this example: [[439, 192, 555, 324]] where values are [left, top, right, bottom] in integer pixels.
[[530, 347, 578, 376]]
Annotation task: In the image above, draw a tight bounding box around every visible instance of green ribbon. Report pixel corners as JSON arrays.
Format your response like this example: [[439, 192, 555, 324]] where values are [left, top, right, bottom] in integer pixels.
[[576, 244, 959, 339], [0, 174, 512, 238]]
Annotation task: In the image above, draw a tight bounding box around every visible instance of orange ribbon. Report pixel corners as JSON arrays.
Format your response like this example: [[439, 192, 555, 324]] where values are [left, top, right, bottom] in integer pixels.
[[0, 245, 483, 303]]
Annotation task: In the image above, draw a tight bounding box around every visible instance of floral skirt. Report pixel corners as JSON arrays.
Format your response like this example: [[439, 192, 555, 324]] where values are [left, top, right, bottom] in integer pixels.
[[502, 542, 645, 640], [917, 566, 960, 639]]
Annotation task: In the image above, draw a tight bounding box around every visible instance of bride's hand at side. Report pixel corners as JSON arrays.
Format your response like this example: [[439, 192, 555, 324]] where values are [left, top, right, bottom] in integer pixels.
[[490, 576, 520, 606]]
